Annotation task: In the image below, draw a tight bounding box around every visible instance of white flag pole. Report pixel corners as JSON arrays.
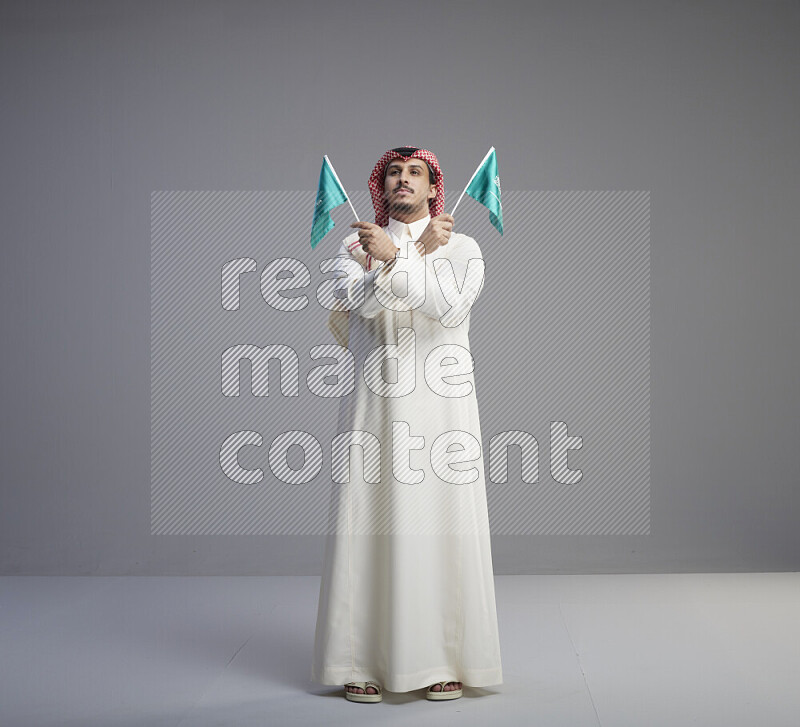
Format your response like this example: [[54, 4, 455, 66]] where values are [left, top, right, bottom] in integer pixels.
[[450, 146, 495, 217], [324, 155, 360, 221]]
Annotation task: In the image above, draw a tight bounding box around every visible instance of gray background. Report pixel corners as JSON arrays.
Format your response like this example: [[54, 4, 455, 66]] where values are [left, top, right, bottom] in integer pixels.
[[1, 0, 798, 574]]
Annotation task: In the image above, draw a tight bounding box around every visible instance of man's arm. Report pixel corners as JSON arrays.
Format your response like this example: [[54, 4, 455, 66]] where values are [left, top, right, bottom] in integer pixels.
[[327, 237, 393, 319], [376, 235, 486, 326]]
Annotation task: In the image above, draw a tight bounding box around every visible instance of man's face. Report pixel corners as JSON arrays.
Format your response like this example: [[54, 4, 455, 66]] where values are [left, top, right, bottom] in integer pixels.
[[383, 157, 437, 222]]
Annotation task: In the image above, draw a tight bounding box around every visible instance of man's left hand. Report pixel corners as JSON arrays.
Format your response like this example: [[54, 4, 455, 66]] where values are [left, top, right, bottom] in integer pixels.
[[350, 221, 398, 262]]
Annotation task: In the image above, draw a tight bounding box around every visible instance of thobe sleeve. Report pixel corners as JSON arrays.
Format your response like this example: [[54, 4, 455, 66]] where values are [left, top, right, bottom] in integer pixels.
[[375, 234, 485, 324], [329, 238, 392, 319]]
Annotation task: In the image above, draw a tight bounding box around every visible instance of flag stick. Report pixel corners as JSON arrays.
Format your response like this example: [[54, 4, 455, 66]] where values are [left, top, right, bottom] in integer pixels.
[[450, 146, 495, 216], [324, 154, 360, 221]]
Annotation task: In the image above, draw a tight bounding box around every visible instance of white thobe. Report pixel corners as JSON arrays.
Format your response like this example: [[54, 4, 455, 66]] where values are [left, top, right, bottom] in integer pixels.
[[311, 214, 503, 693]]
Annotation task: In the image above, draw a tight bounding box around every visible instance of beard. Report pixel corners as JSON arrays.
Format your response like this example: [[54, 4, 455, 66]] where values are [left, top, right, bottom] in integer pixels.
[[385, 192, 428, 219]]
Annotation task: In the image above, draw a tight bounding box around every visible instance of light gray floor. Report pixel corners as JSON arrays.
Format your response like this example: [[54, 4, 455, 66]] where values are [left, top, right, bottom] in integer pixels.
[[1, 573, 798, 726]]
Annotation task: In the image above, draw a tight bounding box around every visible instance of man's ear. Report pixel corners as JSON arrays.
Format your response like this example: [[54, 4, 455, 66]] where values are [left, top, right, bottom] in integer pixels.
[[428, 184, 437, 202]]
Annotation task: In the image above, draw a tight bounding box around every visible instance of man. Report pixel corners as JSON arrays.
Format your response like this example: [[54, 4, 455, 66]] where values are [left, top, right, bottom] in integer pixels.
[[311, 146, 503, 703]]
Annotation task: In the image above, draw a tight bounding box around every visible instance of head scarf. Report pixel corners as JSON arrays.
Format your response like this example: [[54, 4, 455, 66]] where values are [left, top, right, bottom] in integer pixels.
[[368, 146, 445, 228]]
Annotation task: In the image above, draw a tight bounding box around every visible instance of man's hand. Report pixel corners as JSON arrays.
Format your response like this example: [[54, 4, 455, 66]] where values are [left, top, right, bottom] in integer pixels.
[[350, 221, 398, 262], [416, 214, 454, 256]]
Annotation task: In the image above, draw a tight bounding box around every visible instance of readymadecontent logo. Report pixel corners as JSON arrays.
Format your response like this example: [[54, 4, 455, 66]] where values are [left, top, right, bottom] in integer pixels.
[[150, 190, 650, 535]]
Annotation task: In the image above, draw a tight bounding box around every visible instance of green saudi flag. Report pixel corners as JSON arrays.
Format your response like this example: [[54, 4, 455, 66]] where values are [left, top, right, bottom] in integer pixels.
[[310, 155, 349, 249], [464, 146, 503, 235]]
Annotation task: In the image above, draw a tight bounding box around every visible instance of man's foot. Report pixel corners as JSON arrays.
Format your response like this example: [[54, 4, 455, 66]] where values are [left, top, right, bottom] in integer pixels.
[[344, 680, 383, 702], [346, 684, 380, 695], [426, 680, 463, 700]]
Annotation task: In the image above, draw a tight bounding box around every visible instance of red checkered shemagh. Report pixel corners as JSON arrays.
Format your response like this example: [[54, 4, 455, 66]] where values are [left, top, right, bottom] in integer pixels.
[[367, 147, 445, 229]]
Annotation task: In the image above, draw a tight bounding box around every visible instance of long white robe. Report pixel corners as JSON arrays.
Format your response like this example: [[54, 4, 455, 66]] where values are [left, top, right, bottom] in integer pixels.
[[311, 215, 503, 693]]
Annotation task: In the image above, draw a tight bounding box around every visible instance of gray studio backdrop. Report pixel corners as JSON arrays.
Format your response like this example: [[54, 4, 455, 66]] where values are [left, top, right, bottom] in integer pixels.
[[1, 0, 798, 574]]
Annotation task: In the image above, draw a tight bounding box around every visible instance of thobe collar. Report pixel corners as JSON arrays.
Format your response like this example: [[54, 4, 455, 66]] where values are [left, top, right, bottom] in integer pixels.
[[387, 214, 430, 243]]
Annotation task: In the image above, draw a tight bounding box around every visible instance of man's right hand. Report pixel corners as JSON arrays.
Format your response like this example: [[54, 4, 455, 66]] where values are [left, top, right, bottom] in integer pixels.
[[416, 214, 454, 256]]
